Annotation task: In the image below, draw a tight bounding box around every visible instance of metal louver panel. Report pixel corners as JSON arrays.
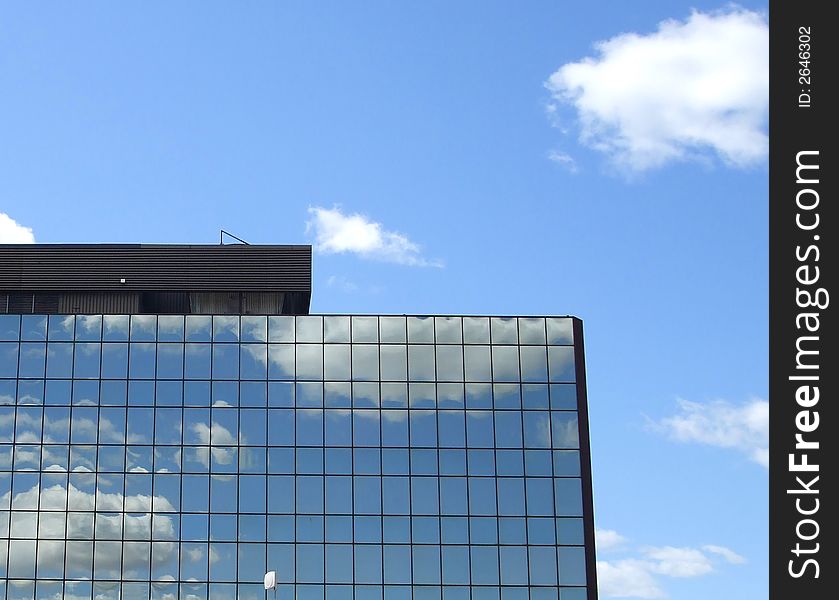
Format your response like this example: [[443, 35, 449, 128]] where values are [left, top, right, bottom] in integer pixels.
[[242, 292, 284, 315], [33, 293, 59, 313], [59, 292, 141, 314], [8, 293, 34, 313]]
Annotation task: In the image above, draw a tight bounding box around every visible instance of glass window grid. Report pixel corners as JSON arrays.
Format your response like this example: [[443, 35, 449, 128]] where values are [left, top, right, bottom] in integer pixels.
[[1, 315, 587, 598]]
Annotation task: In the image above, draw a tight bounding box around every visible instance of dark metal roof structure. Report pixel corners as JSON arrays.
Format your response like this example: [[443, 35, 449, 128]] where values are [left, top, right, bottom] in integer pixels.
[[0, 244, 312, 314], [0, 244, 311, 292]]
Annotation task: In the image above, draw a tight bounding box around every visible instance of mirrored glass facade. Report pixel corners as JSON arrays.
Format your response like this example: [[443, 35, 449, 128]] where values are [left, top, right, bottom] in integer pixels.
[[0, 314, 594, 600]]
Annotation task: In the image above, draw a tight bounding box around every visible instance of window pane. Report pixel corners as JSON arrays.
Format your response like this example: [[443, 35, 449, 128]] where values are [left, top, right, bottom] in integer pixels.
[[353, 346, 379, 381], [529, 546, 558, 585], [412, 545, 441, 584], [185, 344, 211, 379], [464, 347, 491, 382], [408, 346, 435, 381], [497, 478, 525, 516], [382, 411, 408, 447], [354, 476, 381, 514], [326, 409, 352, 446], [128, 343, 156, 378], [353, 410, 380, 446], [554, 450, 581, 477], [325, 345, 352, 380], [437, 411, 465, 448], [441, 546, 469, 584], [491, 346, 520, 382], [240, 409, 267, 446], [298, 409, 324, 446], [520, 346, 548, 382], [212, 345, 239, 379], [551, 413, 579, 449], [500, 546, 528, 585], [435, 346, 463, 382], [46, 343, 73, 378], [410, 411, 437, 447], [466, 411, 494, 447], [155, 315, 184, 342], [494, 413, 522, 448], [327, 544, 354, 583], [548, 347, 576, 382], [554, 479, 583, 516], [546, 318, 574, 345], [296, 316, 323, 343], [384, 545, 411, 584], [518, 318, 546, 344], [491, 318, 518, 344], [407, 317, 434, 343], [352, 317, 379, 343], [470, 546, 499, 584], [154, 344, 183, 379], [411, 478, 439, 515], [468, 478, 496, 515], [324, 316, 350, 343], [526, 479, 554, 516], [297, 344, 323, 380], [102, 343, 128, 378], [0, 315, 20, 341], [523, 412, 551, 448], [439, 478, 467, 515], [73, 343, 101, 378], [380, 346, 407, 381]]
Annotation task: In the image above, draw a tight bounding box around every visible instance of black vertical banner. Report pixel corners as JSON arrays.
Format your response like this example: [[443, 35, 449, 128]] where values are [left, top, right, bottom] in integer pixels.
[[770, 1, 836, 598]]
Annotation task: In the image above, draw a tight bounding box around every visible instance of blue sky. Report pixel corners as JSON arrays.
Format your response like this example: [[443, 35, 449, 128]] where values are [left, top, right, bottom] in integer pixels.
[[1, 2, 768, 598]]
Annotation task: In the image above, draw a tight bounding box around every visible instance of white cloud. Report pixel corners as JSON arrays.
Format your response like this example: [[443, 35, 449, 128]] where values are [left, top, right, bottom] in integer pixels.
[[547, 150, 578, 173], [597, 528, 629, 551], [546, 8, 768, 172], [652, 397, 768, 467], [326, 274, 360, 293], [643, 546, 713, 577], [0, 212, 35, 243], [596, 531, 746, 598], [306, 206, 442, 267], [702, 544, 747, 565], [598, 559, 665, 599]]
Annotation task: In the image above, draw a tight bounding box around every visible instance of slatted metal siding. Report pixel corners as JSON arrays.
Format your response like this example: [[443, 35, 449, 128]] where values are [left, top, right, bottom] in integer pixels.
[[0, 244, 312, 293], [242, 292, 284, 315], [59, 292, 141, 314], [0, 292, 60, 314]]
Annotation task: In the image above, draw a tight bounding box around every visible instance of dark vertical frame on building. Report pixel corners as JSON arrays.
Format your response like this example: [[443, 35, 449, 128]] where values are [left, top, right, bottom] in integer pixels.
[[573, 318, 598, 600]]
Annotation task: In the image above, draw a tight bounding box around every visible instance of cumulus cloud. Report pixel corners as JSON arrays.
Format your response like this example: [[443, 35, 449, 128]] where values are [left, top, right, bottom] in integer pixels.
[[642, 546, 713, 577], [597, 533, 746, 598], [306, 206, 442, 267], [0, 212, 35, 243], [651, 397, 768, 467], [546, 8, 768, 172], [598, 559, 665, 599], [597, 528, 629, 551]]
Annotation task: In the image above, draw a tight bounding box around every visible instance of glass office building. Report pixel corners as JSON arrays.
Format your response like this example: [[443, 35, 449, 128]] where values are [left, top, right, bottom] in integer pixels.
[[0, 246, 597, 600]]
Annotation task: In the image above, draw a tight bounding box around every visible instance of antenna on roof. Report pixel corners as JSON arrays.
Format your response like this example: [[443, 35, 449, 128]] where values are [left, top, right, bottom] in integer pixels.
[[220, 230, 250, 245]]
